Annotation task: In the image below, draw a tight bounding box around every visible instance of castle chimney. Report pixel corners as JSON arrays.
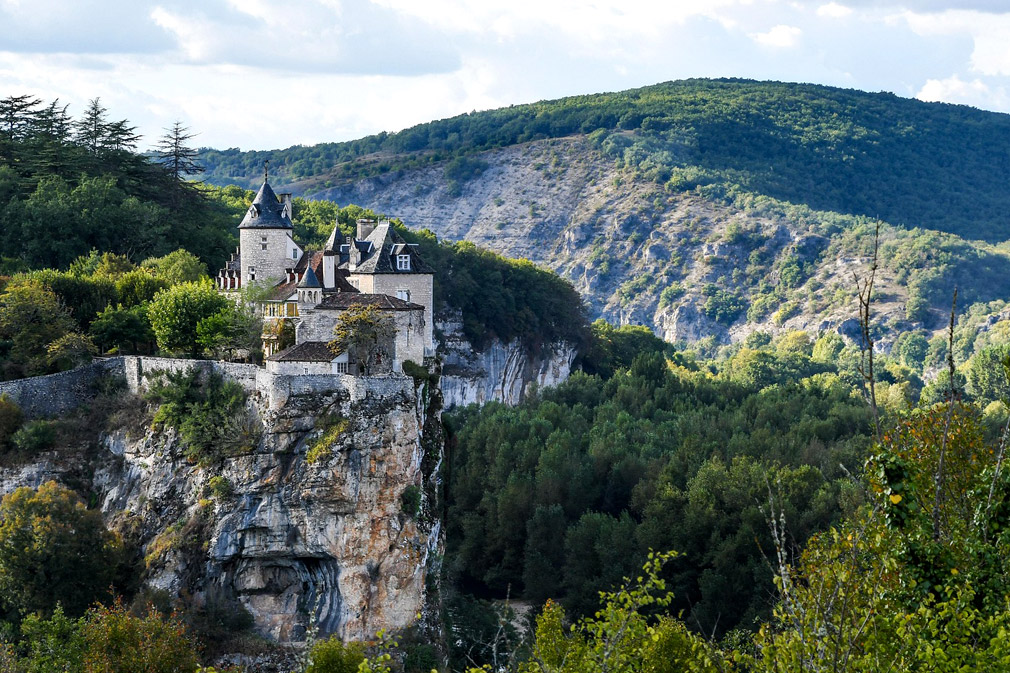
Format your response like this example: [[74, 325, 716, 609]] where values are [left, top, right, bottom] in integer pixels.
[[356, 218, 376, 240], [348, 236, 361, 271], [280, 193, 293, 221]]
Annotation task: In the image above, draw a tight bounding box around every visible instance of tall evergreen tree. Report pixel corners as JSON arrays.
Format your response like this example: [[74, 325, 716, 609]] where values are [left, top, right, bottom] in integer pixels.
[[74, 98, 108, 156], [0, 95, 41, 166], [156, 121, 203, 181]]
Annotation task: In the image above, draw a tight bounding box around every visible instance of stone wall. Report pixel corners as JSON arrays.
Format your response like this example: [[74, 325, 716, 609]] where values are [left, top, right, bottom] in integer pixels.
[[0, 359, 121, 418], [119, 356, 260, 395], [0, 356, 418, 418]]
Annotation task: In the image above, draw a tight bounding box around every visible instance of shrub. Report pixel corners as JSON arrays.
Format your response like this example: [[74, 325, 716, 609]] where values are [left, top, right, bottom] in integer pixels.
[[400, 485, 421, 517], [207, 476, 233, 499], [147, 370, 255, 466], [307, 414, 349, 464], [0, 394, 23, 451], [305, 637, 366, 673], [11, 420, 57, 454], [81, 601, 198, 673]]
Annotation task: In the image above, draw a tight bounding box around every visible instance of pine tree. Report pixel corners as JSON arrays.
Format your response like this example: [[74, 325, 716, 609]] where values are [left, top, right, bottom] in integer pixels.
[[155, 121, 203, 181], [27, 99, 77, 179], [74, 98, 108, 155], [0, 95, 41, 166]]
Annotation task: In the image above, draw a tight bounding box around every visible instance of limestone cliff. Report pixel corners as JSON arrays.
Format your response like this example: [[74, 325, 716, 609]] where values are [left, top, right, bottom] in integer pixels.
[[435, 316, 576, 408], [0, 359, 446, 646]]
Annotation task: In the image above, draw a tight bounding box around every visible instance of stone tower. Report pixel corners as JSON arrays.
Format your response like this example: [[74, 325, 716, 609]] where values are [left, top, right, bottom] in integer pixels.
[[239, 177, 302, 287]]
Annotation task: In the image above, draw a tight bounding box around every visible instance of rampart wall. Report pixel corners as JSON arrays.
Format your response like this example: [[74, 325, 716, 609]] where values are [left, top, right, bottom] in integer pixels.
[[0, 357, 413, 418]]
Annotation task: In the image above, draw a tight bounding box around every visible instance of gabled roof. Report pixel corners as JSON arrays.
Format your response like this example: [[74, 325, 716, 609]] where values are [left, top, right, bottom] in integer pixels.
[[238, 180, 293, 230], [316, 292, 424, 311], [337, 222, 434, 274], [266, 341, 338, 362]]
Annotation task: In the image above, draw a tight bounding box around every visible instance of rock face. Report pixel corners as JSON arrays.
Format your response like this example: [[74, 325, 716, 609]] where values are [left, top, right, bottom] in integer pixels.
[[93, 373, 444, 643], [304, 136, 918, 346], [435, 316, 577, 408]]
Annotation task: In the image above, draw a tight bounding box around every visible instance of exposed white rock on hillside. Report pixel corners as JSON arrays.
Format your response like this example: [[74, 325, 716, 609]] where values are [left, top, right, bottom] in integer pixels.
[[436, 316, 576, 408], [93, 375, 443, 643], [309, 137, 910, 345]]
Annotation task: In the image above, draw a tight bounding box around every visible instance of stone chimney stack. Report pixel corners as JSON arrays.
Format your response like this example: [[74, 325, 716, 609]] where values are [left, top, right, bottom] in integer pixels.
[[356, 218, 376, 240], [347, 235, 360, 271]]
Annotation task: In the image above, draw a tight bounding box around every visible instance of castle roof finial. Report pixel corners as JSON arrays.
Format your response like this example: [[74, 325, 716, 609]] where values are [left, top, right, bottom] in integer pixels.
[[264, 159, 269, 184]]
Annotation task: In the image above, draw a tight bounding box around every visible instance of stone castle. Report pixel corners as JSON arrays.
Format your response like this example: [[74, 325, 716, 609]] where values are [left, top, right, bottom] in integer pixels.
[[216, 176, 434, 376]]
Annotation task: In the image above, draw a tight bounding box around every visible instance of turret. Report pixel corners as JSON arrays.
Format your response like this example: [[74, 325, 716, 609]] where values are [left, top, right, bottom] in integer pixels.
[[238, 175, 302, 287], [297, 266, 322, 306]]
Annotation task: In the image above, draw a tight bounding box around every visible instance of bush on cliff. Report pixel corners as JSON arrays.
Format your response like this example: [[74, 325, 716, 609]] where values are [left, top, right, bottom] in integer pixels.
[[147, 369, 256, 465]]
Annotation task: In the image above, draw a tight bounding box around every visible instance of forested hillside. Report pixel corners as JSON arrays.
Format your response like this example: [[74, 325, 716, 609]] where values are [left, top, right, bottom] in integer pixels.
[[199, 78, 1010, 243], [195, 80, 1010, 354]]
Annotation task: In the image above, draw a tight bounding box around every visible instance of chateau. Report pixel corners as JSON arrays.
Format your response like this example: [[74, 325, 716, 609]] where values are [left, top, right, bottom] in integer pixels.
[[216, 177, 434, 376]]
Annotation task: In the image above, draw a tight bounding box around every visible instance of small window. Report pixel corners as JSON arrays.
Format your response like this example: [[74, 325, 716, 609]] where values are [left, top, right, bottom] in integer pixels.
[[396, 254, 411, 271], [396, 289, 410, 302], [303, 366, 309, 375], [334, 362, 348, 374], [261, 235, 268, 251], [249, 266, 256, 281], [292, 249, 298, 259]]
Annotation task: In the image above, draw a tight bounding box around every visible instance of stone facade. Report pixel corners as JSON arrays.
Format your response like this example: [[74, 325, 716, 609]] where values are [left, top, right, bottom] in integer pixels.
[[296, 305, 426, 374], [240, 227, 303, 287], [350, 273, 434, 354]]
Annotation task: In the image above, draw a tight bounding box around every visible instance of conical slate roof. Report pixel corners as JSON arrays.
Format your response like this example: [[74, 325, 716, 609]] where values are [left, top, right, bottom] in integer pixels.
[[297, 266, 321, 288], [238, 180, 293, 229]]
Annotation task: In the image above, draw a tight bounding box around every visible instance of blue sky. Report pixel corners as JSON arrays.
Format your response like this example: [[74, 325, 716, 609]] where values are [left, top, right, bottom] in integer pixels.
[[2, 0, 1010, 150]]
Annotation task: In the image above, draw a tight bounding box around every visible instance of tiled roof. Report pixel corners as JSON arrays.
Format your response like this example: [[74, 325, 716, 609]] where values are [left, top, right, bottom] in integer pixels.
[[316, 292, 423, 311], [238, 180, 293, 230], [266, 341, 338, 362], [266, 281, 296, 301]]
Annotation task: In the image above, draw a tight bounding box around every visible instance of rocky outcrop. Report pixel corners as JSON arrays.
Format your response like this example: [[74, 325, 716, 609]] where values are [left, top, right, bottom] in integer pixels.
[[301, 136, 919, 347], [91, 372, 443, 644], [435, 317, 577, 408]]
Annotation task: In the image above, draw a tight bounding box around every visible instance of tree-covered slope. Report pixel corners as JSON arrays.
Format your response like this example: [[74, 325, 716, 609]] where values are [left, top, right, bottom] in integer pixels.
[[199, 78, 1010, 243]]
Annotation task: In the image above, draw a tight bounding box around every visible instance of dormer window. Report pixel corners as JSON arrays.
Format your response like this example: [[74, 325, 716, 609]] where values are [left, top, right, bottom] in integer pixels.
[[396, 254, 411, 271]]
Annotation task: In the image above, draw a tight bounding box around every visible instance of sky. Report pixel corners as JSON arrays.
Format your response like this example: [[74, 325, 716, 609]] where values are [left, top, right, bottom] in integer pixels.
[[2, 0, 1010, 151]]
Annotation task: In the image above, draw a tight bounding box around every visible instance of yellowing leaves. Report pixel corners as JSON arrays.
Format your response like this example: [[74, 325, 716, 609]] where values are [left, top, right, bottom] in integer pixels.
[[890, 494, 903, 504]]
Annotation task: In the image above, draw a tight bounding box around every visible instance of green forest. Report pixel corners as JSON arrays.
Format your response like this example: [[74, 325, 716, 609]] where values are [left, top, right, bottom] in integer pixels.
[[199, 78, 1010, 243]]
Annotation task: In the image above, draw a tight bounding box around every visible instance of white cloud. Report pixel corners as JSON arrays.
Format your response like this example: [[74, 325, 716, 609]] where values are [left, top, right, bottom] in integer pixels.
[[817, 3, 852, 18], [750, 24, 803, 47], [900, 9, 1010, 76], [916, 73, 1010, 109]]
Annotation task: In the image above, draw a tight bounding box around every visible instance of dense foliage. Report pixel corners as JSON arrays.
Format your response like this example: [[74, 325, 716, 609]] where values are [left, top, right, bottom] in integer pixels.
[[146, 369, 256, 466], [0, 482, 121, 618], [200, 78, 1010, 243], [446, 339, 872, 636], [0, 95, 240, 270]]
